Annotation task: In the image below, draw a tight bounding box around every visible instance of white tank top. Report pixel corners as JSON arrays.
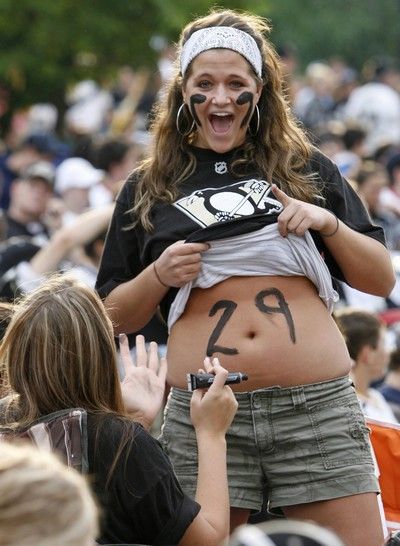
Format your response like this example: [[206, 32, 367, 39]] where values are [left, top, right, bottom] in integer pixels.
[[168, 223, 338, 331]]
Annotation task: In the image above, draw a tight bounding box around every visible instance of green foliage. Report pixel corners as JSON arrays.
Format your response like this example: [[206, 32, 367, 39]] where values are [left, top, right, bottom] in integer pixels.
[[267, 0, 400, 70], [152, 0, 269, 37], [0, 0, 162, 108], [0, 0, 399, 112]]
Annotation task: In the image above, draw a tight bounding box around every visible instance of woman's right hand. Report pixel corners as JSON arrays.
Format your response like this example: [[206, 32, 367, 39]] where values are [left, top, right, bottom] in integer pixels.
[[154, 240, 209, 288], [190, 357, 238, 437]]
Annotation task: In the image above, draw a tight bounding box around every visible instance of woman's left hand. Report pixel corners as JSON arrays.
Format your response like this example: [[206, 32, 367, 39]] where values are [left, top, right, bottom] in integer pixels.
[[119, 334, 167, 429], [271, 184, 338, 237]]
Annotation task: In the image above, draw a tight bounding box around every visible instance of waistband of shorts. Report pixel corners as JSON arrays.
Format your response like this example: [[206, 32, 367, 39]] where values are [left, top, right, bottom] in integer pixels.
[[170, 374, 352, 403]]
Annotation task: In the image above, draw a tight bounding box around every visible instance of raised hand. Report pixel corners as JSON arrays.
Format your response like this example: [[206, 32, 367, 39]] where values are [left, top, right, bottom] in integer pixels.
[[154, 240, 209, 288], [190, 357, 238, 437], [271, 184, 338, 238], [119, 334, 167, 429]]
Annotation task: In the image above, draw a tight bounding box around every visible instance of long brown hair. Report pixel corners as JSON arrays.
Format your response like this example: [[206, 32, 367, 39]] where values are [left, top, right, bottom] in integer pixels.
[[0, 274, 125, 429], [133, 8, 317, 230]]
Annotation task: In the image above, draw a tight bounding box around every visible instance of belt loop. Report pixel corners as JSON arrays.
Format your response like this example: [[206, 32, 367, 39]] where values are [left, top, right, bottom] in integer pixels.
[[291, 387, 307, 409]]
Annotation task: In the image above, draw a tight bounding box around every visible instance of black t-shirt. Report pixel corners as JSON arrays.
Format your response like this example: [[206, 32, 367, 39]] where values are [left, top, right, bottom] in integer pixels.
[[88, 414, 200, 545], [96, 146, 385, 321], [4, 213, 48, 239]]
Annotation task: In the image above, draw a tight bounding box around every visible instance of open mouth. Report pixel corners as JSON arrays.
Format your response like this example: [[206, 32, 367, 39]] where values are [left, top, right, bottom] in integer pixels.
[[209, 113, 234, 134]]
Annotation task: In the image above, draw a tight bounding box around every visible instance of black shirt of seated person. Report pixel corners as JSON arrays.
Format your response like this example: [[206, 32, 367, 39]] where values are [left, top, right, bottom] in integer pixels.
[[89, 414, 200, 545], [96, 147, 386, 323], [0, 404, 199, 546]]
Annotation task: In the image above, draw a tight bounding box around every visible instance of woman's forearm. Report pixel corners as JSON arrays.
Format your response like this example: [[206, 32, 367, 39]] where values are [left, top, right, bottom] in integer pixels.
[[179, 433, 230, 546], [104, 263, 169, 334], [323, 220, 395, 296], [196, 433, 230, 531]]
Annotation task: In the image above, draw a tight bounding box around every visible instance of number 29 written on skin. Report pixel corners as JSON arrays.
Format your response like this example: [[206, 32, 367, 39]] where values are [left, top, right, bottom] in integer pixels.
[[206, 287, 296, 357]]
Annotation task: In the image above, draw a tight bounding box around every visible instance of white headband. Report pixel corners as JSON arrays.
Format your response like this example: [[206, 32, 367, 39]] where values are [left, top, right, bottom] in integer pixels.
[[180, 26, 263, 78]]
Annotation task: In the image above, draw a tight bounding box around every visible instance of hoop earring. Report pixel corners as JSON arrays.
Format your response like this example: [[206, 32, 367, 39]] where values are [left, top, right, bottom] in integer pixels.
[[248, 104, 260, 136], [176, 103, 195, 136]]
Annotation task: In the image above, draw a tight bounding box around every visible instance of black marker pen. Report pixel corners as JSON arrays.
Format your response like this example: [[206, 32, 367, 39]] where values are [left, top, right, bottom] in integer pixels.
[[187, 372, 248, 391]]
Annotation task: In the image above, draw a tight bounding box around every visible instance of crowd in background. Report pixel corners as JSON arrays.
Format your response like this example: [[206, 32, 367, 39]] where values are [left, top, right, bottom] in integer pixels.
[[1, 38, 400, 545]]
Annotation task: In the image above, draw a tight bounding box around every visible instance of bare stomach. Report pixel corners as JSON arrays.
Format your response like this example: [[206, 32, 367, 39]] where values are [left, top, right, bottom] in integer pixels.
[[167, 276, 351, 391]]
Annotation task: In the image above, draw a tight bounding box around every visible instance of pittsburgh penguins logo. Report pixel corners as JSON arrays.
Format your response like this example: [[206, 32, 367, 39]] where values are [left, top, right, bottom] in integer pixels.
[[173, 179, 282, 227]]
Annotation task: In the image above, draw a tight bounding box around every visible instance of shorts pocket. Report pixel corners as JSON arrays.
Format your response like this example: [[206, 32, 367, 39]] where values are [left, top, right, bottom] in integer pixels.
[[308, 394, 373, 470]]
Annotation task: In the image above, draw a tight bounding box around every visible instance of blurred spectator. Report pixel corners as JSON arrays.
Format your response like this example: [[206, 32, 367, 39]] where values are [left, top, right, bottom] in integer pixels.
[[355, 160, 400, 249], [0, 132, 63, 209], [0, 442, 98, 546], [55, 157, 104, 223], [26, 103, 58, 134], [4, 160, 55, 240], [344, 56, 400, 155], [155, 41, 176, 84], [331, 123, 366, 178], [334, 308, 397, 423], [109, 69, 151, 138], [89, 136, 142, 207], [330, 58, 359, 119], [111, 65, 136, 107], [277, 42, 300, 105], [313, 121, 345, 160], [294, 62, 337, 132], [12, 204, 113, 294], [64, 79, 113, 137], [379, 347, 400, 422], [379, 151, 400, 217]]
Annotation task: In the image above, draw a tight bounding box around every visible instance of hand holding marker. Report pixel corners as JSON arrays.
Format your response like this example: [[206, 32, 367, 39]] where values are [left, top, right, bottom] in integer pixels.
[[187, 358, 248, 391]]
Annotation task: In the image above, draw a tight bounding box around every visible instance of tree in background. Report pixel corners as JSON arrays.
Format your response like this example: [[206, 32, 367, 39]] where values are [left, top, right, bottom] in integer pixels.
[[0, 0, 399, 133]]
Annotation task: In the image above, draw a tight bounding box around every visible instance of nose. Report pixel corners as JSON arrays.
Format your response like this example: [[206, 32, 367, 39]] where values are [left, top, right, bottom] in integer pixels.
[[211, 85, 231, 106]]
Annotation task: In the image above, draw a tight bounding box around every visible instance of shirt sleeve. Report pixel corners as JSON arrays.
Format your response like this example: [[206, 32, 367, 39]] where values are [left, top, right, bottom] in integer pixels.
[[309, 150, 387, 283], [95, 178, 143, 300]]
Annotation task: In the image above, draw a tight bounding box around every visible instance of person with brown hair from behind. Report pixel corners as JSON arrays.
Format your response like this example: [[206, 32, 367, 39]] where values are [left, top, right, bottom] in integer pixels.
[[0, 274, 238, 546]]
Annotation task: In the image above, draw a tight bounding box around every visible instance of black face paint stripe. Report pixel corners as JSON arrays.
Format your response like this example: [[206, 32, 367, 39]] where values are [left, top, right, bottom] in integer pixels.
[[189, 94, 206, 127], [206, 299, 239, 357], [255, 288, 296, 344], [236, 91, 254, 128]]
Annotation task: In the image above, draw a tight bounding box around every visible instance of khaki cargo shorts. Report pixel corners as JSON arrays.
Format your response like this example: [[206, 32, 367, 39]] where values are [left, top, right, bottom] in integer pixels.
[[158, 375, 379, 513]]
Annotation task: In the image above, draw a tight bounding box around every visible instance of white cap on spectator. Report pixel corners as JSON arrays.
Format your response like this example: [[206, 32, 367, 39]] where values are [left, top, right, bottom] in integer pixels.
[[27, 103, 58, 133], [55, 158, 104, 194], [23, 161, 56, 185]]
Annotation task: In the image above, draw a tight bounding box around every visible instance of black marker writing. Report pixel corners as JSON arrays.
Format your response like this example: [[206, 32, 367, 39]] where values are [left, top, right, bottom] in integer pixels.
[[255, 288, 296, 343], [206, 300, 239, 357], [236, 91, 254, 128], [190, 94, 206, 126]]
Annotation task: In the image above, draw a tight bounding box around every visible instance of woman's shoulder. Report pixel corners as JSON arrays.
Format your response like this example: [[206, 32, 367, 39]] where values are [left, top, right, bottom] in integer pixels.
[[306, 147, 339, 180], [116, 167, 144, 204]]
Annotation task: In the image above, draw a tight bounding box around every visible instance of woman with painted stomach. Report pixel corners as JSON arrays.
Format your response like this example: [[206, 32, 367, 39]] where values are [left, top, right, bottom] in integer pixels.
[[96, 9, 395, 546], [167, 275, 351, 391]]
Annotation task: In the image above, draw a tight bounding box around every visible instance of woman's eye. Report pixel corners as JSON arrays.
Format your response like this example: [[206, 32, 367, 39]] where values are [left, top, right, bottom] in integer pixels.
[[230, 81, 244, 88], [198, 80, 211, 89]]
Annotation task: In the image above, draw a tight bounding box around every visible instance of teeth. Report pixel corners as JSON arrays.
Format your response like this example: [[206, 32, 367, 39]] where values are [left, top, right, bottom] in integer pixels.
[[213, 112, 231, 117]]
